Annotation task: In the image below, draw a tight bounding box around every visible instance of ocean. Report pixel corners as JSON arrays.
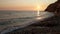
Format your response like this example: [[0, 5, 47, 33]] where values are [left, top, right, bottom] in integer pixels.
[[0, 10, 38, 25], [0, 10, 54, 25], [0, 10, 54, 34]]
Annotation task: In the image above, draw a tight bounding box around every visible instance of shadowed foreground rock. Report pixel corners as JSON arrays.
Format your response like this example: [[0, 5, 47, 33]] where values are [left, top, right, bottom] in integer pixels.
[[5, 0, 60, 34]]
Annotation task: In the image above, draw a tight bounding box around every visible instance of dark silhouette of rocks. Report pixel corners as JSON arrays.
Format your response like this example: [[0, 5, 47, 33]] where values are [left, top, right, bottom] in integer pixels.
[[45, 0, 60, 16], [44, 0, 60, 26]]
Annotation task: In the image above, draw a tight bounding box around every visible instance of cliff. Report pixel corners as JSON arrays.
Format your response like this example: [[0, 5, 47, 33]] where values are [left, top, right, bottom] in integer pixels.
[[45, 0, 60, 16]]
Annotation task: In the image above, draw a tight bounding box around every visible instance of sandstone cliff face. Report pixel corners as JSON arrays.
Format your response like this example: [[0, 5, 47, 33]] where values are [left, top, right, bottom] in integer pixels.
[[45, 0, 60, 16]]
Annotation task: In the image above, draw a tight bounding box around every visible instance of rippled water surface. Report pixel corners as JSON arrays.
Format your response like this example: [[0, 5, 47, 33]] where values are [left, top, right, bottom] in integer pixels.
[[0, 11, 54, 25]]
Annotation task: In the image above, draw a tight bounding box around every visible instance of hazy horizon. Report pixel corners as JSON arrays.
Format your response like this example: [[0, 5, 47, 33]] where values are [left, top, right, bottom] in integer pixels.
[[0, 0, 57, 11]]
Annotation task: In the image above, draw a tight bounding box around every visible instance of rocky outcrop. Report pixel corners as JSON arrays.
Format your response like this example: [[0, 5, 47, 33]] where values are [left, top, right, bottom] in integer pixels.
[[45, 0, 60, 16]]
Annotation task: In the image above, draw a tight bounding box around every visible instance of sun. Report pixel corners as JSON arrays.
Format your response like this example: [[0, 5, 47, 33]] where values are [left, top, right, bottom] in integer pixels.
[[35, 5, 41, 20], [35, 4, 47, 11], [36, 5, 40, 16], [37, 5, 40, 10], [35, 5, 40, 11]]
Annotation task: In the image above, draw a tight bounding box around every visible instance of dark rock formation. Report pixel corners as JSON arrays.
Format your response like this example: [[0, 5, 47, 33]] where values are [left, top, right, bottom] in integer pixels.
[[45, 0, 60, 16]]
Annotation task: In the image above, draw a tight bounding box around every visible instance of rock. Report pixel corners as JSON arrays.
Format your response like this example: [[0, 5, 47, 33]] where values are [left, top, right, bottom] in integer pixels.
[[45, 0, 60, 16]]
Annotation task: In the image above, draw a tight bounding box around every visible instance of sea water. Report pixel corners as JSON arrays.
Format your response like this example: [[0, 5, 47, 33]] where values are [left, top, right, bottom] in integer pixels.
[[0, 10, 54, 34], [0, 10, 55, 25], [0, 10, 47, 25]]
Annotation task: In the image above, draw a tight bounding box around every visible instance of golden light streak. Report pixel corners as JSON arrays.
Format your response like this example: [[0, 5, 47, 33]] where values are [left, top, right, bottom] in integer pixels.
[[36, 5, 42, 20], [36, 5, 40, 16]]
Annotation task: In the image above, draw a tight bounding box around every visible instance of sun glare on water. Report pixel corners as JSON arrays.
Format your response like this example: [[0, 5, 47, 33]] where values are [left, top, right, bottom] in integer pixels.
[[37, 5, 40, 16], [35, 5, 42, 20]]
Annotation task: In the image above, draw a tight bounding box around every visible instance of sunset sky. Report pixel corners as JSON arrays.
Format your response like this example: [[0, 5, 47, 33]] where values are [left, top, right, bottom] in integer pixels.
[[0, 0, 57, 11]]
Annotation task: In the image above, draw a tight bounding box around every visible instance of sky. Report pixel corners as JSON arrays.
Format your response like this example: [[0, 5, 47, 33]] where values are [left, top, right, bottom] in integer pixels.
[[0, 0, 57, 11]]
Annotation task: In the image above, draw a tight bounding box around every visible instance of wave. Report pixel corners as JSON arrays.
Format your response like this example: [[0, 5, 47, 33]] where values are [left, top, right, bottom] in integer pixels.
[[0, 11, 55, 34]]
